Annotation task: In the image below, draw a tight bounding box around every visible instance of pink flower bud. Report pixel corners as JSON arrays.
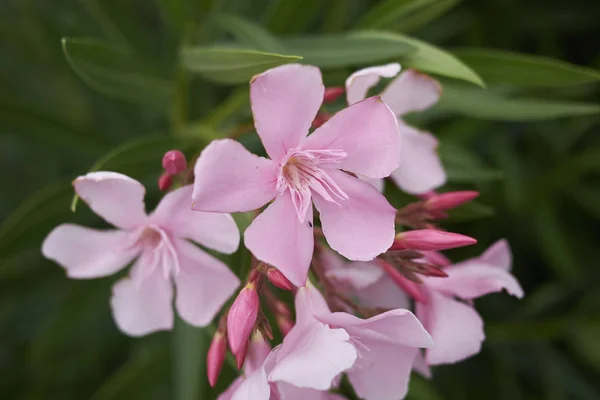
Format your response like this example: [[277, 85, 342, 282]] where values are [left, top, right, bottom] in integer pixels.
[[323, 87, 345, 104], [227, 283, 259, 355], [425, 191, 479, 212], [423, 251, 452, 267], [378, 260, 427, 303], [158, 172, 173, 191], [162, 150, 187, 175], [206, 331, 227, 387], [235, 340, 248, 370], [267, 268, 294, 291], [391, 229, 477, 251]]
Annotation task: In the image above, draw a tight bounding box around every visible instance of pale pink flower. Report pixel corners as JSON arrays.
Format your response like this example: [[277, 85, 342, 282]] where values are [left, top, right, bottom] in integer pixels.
[[42, 172, 240, 336], [346, 63, 445, 194], [219, 334, 349, 400], [192, 64, 400, 287]]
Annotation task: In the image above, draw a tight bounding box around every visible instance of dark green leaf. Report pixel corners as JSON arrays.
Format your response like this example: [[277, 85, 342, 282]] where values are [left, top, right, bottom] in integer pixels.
[[181, 47, 301, 84], [452, 48, 600, 87], [262, 0, 321, 34], [407, 374, 445, 400], [357, 0, 460, 32], [212, 14, 286, 53], [156, 0, 201, 37], [447, 201, 495, 222], [172, 317, 206, 400], [61, 38, 171, 104], [569, 185, 600, 220], [440, 142, 503, 183], [282, 33, 414, 68], [393, 0, 461, 33]]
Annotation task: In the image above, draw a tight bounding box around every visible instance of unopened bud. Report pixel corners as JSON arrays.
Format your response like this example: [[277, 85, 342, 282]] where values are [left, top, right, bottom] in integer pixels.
[[323, 87, 345, 104], [162, 150, 187, 175], [235, 340, 248, 370], [312, 112, 331, 128], [378, 260, 427, 303], [426, 191, 479, 212], [227, 283, 259, 355], [423, 251, 451, 267], [391, 229, 477, 251], [158, 172, 173, 191], [267, 268, 294, 291], [206, 331, 227, 387]]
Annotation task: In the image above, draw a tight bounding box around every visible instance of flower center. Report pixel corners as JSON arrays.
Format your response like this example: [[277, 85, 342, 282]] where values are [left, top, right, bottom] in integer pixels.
[[129, 225, 180, 283], [276, 148, 349, 222]]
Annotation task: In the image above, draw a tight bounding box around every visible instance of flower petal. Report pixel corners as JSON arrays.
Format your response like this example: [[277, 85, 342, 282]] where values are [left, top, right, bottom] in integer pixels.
[[417, 290, 485, 365], [345, 63, 401, 105], [479, 239, 512, 271], [244, 193, 314, 287], [276, 382, 347, 400], [346, 340, 418, 400], [356, 274, 411, 310], [358, 175, 385, 192], [231, 361, 271, 400], [173, 239, 240, 327], [74, 171, 148, 229], [110, 261, 174, 336], [192, 139, 278, 213], [313, 171, 396, 261], [250, 64, 324, 161], [42, 224, 138, 278], [294, 285, 333, 322], [381, 69, 441, 116], [412, 351, 432, 379], [217, 377, 244, 400], [152, 185, 239, 253], [390, 122, 446, 194], [303, 97, 400, 178]]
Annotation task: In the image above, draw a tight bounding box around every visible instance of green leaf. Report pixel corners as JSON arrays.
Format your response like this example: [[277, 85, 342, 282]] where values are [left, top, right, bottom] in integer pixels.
[[437, 84, 600, 121], [357, 0, 459, 32], [569, 185, 600, 220], [353, 31, 484, 86], [61, 38, 171, 104], [393, 0, 461, 33], [568, 320, 600, 372], [440, 142, 503, 183], [181, 47, 301, 84], [262, 0, 322, 34], [156, 0, 200, 37], [447, 201, 495, 222], [282, 33, 414, 68], [407, 375, 445, 400], [173, 317, 207, 400], [451, 48, 600, 87], [212, 14, 286, 53]]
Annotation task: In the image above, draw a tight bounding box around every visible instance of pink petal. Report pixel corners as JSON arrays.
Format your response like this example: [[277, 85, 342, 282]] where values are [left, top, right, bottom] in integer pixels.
[[424, 262, 524, 299], [110, 261, 174, 336], [217, 377, 244, 400], [294, 285, 333, 323], [381, 69, 442, 116], [244, 193, 314, 287], [276, 383, 348, 400], [192, 139, 278, 213], [390, 122, 446, 194], [358, 175, 385, 192], [412, 351, 432, 379], [173, 239, 240, 327], [244, 335, 272, 375], [151, 185, 239, 254], [250, 64, 324, 161], [356, 274, 410, 310], [313, 171, 396, 261], [303, 97, 400, 178], [73, 171, 147, 229], [326, 260, 383, 290], [479, 239, 512, 271], [42, 224, 138, 278], [345, 63, 401, 105], [231, 362, 271, 400], [417, 290, 484, 365], [347, 341, 418, 400], [270, 320, 357, 390]]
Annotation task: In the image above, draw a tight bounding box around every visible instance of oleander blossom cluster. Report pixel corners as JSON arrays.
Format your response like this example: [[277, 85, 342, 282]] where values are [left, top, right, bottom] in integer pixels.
[[41, 63, 523, 400]]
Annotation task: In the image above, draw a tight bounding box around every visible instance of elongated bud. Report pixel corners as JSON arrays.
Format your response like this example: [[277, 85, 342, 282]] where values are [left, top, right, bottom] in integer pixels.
[[426, 191, 479, 212], [423, 251, 452, 267], [267, 268, 294, 291], [312, 112, 331, 128], [323, 86, 345, 104], [158, 172, 173, 191], [227, 283, 259, 354], [162, 150, 187, 175], [378, 260, 427, 303], [235, 340, 249, 370], [391, 229, 477, 251], [207, 331, 227, 387]]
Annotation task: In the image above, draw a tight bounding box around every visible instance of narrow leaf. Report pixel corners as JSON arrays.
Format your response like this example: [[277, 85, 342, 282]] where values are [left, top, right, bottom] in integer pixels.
[[394, 0, 461, 33], [173, 317, 207, 400], [212, 14, 286, 53], [357, 0, 437, 29]]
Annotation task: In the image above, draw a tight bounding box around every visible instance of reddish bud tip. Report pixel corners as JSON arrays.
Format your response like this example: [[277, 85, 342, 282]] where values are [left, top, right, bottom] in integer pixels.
[[323, 87, 345, 104], [227, 284, 260, 355], [267, 268, 294, 291], [312, 112, 331, 129], [392, 229, 477, 251], [207, 332, 227, 387], [162, 150, 187, 175], [158, 172, 173, 191], [426, 191, 479, 212], [378, 260, 427, 303], [235, 340, 249, 370]]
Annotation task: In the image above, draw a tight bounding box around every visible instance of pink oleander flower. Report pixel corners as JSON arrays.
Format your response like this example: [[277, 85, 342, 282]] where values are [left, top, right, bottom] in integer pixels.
[[192, 64, 400, 287], [219, 333, 349, 400], [346, 63, 445, 194], [42, 172, 240, 336]]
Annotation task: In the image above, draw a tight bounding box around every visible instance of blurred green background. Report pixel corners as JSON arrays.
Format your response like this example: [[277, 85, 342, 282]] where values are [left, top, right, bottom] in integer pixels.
[[1, 0, 600, 399]]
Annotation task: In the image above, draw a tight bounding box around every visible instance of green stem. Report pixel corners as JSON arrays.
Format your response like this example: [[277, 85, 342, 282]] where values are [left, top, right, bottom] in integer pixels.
[[173, 316, 207, 400]]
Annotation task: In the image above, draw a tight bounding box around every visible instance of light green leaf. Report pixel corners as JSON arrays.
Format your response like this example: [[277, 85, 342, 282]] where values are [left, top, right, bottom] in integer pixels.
[[452, 48, 600, 87], [282, 33, 414, 68], [437, 84, 600, 120], [181, 47, 301, 84], [357, 0, 460, 32], [212, 14, 286, 53], [61, 38, 171, 104], [353, 31, 484, 86]]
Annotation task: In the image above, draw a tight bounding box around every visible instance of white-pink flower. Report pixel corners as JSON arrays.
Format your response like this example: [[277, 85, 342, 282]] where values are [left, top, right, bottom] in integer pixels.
[[346, 63, 445, 194], [192, 64, 400, 287], [42, 172, 240, 336]]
